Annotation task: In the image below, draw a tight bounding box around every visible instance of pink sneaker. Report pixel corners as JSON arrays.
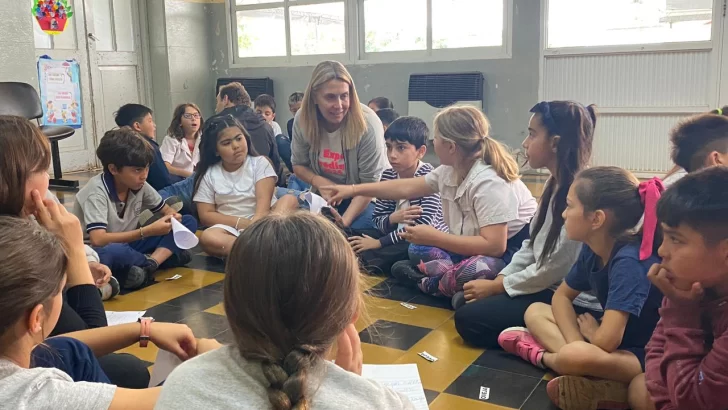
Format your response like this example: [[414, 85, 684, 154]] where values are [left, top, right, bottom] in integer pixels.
[[497, 327, 546, 369]]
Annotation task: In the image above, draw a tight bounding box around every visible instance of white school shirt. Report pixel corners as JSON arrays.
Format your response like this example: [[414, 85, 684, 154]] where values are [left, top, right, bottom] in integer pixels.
[[193, 156, 278, 219], [424, 160, 536, 238], [270, 121, 282, 136], [159, 135, 200, 174]]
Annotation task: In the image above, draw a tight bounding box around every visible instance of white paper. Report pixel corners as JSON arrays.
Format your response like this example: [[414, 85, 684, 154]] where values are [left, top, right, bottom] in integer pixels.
[[305, 192, 330, 215], [171, 217, 199, 249], [149, 349, 183, 387], [105, 311, 146, 327], [362, 364, 428, 410], [209, 223, 240, 237]]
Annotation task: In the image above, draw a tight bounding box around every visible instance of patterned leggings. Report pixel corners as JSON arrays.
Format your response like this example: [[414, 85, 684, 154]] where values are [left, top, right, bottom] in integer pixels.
[[408, 245, 506, 297]]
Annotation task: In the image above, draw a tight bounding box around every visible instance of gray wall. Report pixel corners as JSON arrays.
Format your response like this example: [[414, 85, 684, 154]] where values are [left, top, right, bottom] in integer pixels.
[[207, 0, 540, 148], [0, 0, 39, 87]]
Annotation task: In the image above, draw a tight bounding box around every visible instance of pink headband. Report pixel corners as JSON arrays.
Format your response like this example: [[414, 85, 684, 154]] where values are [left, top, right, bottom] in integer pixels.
[[638, 177, 665, 260]]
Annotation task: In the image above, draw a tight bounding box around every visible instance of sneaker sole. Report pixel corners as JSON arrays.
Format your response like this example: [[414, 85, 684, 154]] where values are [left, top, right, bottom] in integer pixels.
[[547, 376, 630, 410], [139, 197, 184, 227]]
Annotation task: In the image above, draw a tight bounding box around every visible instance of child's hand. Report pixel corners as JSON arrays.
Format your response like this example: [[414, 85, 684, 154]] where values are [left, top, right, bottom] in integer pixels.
[[647, 263, 704, 302], [32, 189, 85, 249], [335, 324, 363, 376], [463, 276, 505, 302], [150, 322, 197, 361], [348, 235, 381, 254], [398, 224, 439, 245], [576, 313, 599, 341], [173, 213, 182, 222], [146, 214, 174, 236], [320, 184, 354, 206], [89, 262, 112, 287], [389, 206, 422, 225]]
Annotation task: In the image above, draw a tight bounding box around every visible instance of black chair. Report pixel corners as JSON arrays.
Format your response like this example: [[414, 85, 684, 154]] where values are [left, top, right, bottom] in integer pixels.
[[0, 82, 79, 190]]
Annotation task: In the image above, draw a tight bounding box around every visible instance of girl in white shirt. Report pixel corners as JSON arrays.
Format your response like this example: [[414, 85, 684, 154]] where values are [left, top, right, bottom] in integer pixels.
[[160, 103, 203, 179], [323, 106, 537, 303], [193, 115, 299, 257]]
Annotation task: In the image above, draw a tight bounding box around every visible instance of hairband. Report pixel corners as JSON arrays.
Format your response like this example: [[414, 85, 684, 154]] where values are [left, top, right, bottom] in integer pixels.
[[530, 101, 558, 134], [716, 108, 723, 116], [638, 177, 665, 261]]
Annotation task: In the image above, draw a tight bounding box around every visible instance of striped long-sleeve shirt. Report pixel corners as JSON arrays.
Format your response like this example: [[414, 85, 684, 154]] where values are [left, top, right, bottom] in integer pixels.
[[372, 163, 448, 247]]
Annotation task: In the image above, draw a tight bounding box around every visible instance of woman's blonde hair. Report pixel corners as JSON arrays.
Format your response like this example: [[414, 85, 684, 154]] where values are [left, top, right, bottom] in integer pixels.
[[434, 105, 520, 182], [299, 61, 367, 151]]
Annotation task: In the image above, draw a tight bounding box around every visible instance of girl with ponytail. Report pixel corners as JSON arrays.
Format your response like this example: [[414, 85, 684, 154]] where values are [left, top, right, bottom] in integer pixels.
[[156, 213, 413, 410], [323, 106, 537, 306], [498, 167, 665, 410]]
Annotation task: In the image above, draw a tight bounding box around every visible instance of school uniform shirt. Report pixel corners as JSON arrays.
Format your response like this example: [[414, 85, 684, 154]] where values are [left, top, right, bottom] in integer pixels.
[[193, 156, 277, 219], [155, 345, 414, 410], [372, 162, 448, 247], [565, 242, 663, 349], [270, 121, 283, 136], [0, 360, 116, 410], [73, 172, 165, 237], [424, 160, 536, 238], [159, 135, 200, 175]]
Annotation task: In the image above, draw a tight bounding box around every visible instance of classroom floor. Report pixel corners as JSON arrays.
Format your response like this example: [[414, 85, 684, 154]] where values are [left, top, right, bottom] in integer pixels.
[[53, 171, 555, 410]]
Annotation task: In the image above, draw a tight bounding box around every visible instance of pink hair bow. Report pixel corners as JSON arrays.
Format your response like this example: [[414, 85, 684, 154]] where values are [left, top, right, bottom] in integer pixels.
[[639, 177, 665, 260]]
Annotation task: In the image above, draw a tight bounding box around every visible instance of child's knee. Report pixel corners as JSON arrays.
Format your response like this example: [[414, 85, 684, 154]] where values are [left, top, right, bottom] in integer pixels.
[[628, 373, 653, 410], [524, 302, 551, 326], [180, 214, 198, 231], [554, 341, 594, 374], [275, 194, 299, 212]]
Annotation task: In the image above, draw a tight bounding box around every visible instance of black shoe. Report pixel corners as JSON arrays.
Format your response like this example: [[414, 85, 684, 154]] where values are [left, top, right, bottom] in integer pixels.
[[390, 260, 425, 284], [124, 257, 159, 290], [98, 276, 120, 301], [161, 250, 192, 269], [451, 291, 466, 310]]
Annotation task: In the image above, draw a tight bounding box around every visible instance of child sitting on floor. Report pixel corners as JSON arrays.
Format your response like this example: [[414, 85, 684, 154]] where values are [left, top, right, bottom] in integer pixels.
[[627, 167, 728, 410], [498, 166, 664, 410], [156, 213, 413, 409], [348, 116, 447, 275], [254, 94, 283, 136], [194, 115, 299, 257], [160, 103, 203, 180], [322, 106, 537, 306], [73, 127, 197, 290]]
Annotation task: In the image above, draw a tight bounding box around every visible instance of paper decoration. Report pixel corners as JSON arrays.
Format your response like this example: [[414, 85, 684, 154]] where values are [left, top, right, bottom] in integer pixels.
[[171, 217, 199, 249], [37, 56, 82, 129], [33, 0, 74, 35]]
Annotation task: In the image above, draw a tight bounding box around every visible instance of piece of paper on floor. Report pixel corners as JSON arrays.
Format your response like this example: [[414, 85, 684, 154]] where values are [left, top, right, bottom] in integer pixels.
[[149, 349, 183, 387], [362, 364, 428, 410], [305, 192, 330, 215], [171, 217, 199, 249], [105, 311, 146, 327], [165, 274, 182, 281], [208, 223, 240, 237]]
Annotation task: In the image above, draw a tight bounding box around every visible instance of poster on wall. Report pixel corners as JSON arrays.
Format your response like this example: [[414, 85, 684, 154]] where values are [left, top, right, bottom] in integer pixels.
[[37, 55, 83, 129], [32, 0, 74, 35]]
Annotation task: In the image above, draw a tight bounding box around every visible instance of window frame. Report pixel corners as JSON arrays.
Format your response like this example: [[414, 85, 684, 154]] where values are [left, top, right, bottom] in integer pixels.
[[542, 0, 716, 56], [225, 0, 513, 68]]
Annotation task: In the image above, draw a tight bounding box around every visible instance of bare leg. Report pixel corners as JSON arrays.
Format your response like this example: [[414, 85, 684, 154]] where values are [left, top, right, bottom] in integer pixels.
[[271, 194, 300, 213], [200, 228, 238, 257], [149, 248, 173, 265], [628, 374, 655, 410], [545, 341, 643, 383], [525, 302, 568, 353]]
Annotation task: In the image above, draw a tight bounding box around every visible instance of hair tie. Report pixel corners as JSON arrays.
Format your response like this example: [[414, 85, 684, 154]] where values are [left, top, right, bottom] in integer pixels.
[[638, 177, 665, 260], [717, 108, 724, 116]]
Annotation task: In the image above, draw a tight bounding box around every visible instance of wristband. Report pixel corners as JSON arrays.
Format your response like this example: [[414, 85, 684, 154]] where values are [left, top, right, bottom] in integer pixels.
[[235, 217, 241, 230], [140, 226, 144, 239], [138, 317, 154, 348]]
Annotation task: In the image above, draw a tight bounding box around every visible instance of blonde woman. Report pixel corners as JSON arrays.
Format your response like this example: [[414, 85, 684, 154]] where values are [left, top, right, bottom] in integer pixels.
[[291, 61, 388, 230], [323, 106, 536, 305]]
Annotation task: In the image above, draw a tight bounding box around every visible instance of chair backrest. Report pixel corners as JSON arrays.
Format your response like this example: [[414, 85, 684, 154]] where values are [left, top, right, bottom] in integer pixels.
[[0, 82, 43, 120]]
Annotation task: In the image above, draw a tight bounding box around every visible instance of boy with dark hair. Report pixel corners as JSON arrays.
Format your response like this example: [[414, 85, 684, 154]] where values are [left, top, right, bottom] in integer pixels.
[[669, 113, 728, 173], [254, 94, 283, 136], [626, 166, 728, 410], [73, 127, 197, 290], [375, 108, 400, 132], [368, 96, 394, 112], [287, 91, 304, 138], [348, 116, 447, 275], [114, 103, 176, 190]]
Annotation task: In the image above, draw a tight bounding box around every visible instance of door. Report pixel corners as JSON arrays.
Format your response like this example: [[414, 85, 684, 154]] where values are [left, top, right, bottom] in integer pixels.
[[84, 0, 150, 151]]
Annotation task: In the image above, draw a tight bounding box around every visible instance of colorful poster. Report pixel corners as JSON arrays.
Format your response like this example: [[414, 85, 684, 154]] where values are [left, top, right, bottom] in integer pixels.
[[37, 56, 82, 128]]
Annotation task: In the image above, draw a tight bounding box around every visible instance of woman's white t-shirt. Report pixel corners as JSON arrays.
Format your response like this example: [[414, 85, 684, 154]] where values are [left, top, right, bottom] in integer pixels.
[[193, 156, 278, 219], [160, 135, 201, 174]]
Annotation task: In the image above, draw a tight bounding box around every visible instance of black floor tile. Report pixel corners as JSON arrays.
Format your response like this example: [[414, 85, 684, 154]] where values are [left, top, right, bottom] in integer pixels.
[[407, 293, 454, 310], [359, 320, 431, 351], [367, 278, 422, 302], [203, 281, 224, 292], [186, 254, 226, 273], [179, 311, 230, 338], [144, 303, 199, 323], [164, 287, 223, 311], [444, 365, 541, 409], [473, 349, 547, 379], [521, 380, 559, 410], [424, 389, 440, 404]]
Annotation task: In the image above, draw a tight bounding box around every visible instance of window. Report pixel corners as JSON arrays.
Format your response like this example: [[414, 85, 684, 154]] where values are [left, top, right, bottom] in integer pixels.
[[227, 0, 511, 66], [361, 0, 509, 60], [547, 0, 713, 49], [230, 0, 347, 63]]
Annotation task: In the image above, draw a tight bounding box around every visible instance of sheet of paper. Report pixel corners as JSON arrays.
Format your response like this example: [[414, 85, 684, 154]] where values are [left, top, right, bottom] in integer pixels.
[[171, 217, 199, 249], [305, 192, 330, 215], [149, 349, 183, 387], [209, 223, 240, 237], [105, 311, 146, 327], [362, 364, 428, 410]]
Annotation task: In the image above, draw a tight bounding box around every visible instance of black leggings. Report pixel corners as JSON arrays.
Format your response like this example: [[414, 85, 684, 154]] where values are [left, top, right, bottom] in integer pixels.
[[454, 289, 554, 349]]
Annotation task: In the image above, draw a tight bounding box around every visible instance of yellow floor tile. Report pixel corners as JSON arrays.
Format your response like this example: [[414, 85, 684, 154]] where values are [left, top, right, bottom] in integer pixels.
[[152, 268, 224, 288], [205, 303, 225, 316], [429, 393, 513, 410], [361, 343, 408, 365], [363, 295, 454, 329]]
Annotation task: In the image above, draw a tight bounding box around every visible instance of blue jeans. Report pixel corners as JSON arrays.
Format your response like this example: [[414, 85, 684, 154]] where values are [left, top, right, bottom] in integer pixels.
[[337, 198, 376, 230], [32, 337, 110, 383], [94, 215, 198, 277], [277, 135, 293, 172], [287, 174, 311, 191], [160, 175, 196, 216]]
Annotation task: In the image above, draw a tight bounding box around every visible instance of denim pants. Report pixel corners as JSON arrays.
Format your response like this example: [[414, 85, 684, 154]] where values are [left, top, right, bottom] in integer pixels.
[[159, 175, 196, 216], [32, 337, 110, 383]]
